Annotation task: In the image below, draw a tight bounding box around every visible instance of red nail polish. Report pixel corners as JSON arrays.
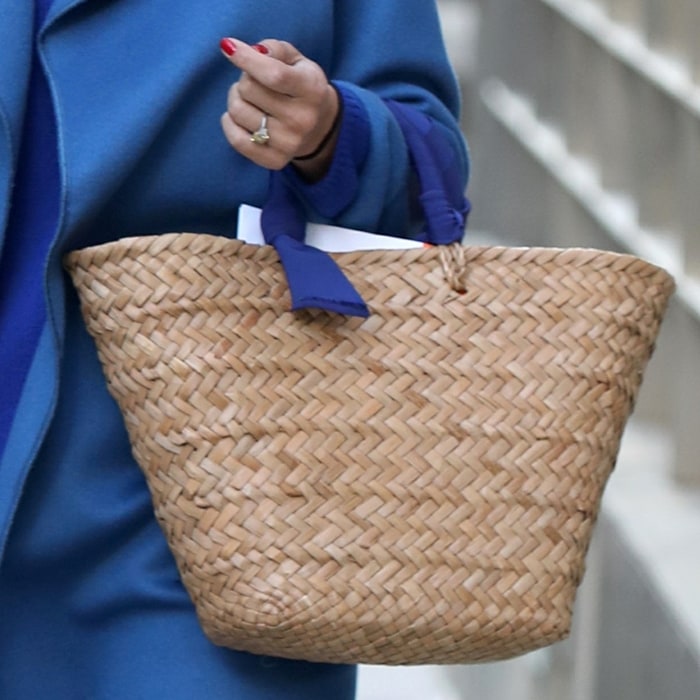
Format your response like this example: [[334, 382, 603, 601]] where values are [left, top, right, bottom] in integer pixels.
[[253, 44, 269, 55], [219, 38, 236, 56]]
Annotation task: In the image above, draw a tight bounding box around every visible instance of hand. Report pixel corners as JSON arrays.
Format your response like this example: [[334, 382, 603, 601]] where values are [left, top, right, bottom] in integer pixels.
[[220, 38, 340, 178]]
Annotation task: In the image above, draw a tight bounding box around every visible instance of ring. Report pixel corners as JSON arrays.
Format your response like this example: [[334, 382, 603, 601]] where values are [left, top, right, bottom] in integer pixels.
[[250, 114, 270, 145]]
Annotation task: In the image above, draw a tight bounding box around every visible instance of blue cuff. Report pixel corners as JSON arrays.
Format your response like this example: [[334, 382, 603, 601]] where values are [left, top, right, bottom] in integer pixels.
[[283, 82, 370, 219]]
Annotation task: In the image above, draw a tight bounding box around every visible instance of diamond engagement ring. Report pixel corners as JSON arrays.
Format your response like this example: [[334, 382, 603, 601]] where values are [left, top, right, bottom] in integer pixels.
[[250, 114, 270, 145]]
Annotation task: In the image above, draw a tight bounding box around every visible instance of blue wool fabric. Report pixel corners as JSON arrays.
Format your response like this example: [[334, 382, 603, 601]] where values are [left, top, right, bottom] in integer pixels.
[[0, 0, 58, 457]]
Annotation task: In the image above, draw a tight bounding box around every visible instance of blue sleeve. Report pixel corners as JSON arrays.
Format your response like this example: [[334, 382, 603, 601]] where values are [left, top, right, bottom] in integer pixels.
[[283, 0, 470, 239]]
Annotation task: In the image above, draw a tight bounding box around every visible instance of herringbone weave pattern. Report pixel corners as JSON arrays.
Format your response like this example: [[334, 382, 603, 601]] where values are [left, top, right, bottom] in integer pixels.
[[65, 234, 674, 665]]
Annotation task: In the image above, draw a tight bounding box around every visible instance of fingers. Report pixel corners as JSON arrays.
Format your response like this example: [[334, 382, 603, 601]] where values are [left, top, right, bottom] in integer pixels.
[[220, 37, 307, 97], [256, 39, 305, 67], [220, 111, 294, 171], [224, 85, 299, 153], [220, 84, 293, 170], [219, 37, 339, 171], [233, 74, 289, 124]]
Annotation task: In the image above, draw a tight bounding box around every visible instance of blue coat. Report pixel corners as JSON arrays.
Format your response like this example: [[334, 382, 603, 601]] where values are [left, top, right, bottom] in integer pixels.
[[0, 1, 468, 697]]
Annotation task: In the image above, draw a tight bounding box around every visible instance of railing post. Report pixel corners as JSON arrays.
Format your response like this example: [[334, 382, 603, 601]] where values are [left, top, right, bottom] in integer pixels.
[[596, 53, 635, 196], [561, 22, 600, 165], [666, 302, 700, 484], [630, 81, 683, 247], [690, 2, 700, 86], [679, 111, 700, 281]]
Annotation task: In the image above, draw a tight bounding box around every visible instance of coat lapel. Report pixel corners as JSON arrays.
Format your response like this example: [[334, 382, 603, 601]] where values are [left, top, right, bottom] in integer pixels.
[[38, 0, 238, 238], [43, 0, 90, 27], [0, 1, 33, 251]]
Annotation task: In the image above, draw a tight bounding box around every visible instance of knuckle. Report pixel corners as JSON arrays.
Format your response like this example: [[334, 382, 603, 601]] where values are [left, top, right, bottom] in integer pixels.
[[297, 110, 317, 134], [229, 127, 253, 152], [236, 77, 254, 101], [286, 109, 317, 142], [220, 114, 237, 143], [286, 101, 316, 138], [308, 68, 327, 92], [270, 133, 297, 159], [265, 64, 289, 91], [227, 85, 242, 112]]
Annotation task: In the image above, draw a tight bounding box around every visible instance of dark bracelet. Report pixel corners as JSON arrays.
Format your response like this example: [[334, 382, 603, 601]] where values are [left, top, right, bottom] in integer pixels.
[[293, 84, 344, 162]]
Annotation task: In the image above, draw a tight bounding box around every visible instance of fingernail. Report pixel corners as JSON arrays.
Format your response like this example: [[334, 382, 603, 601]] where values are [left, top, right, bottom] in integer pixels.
[[253, 44, 269, 55], [219, 38, 236, 56]]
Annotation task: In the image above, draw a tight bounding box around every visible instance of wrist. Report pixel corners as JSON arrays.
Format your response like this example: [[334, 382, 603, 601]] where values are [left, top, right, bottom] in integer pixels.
[[292, 83, 343, 177]]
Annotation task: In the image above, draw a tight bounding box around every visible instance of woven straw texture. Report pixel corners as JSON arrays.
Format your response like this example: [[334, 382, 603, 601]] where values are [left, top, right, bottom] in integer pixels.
[[65, 234, 674, 665]]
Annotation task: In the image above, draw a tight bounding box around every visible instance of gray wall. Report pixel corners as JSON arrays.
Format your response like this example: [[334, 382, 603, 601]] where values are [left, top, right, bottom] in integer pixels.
[[443, 1, 700, 697]]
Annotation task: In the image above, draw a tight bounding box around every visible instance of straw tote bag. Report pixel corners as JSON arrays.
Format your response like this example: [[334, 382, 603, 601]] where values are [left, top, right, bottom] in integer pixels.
[[63, 108, 674, 664], [64, 228, 674, 666]]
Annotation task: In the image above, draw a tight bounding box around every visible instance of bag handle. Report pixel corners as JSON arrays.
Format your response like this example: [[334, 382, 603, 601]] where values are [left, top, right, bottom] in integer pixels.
[[383, 101, 470, 246], [261, 101, 471, 316]]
